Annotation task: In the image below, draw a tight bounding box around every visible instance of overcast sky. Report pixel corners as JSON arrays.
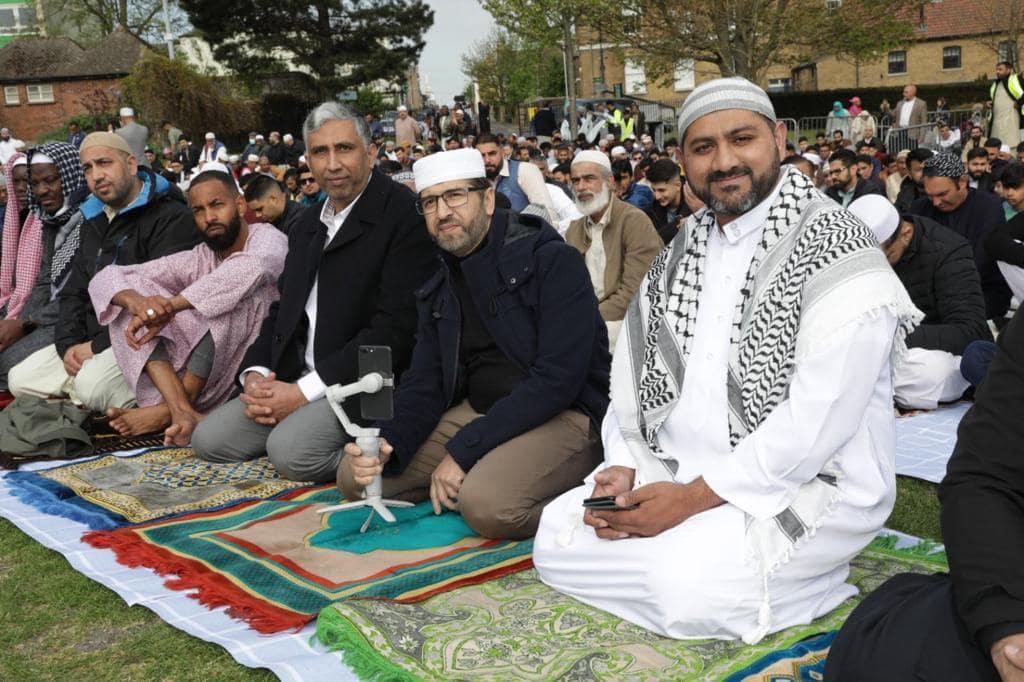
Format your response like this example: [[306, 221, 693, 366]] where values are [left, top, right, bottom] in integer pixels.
[[419, 0, 496, 104]]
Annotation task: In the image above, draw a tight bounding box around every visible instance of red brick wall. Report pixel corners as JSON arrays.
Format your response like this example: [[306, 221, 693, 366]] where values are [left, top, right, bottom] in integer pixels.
[[0, 78, 123, 144]]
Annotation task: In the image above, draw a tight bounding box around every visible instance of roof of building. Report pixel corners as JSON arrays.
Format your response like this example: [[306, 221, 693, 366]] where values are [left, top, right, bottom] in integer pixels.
[[913, 0, 998, 40], [0, 28, 149, 82]]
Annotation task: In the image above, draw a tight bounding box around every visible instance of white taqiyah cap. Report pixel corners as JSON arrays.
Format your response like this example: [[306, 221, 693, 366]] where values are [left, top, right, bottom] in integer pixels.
[[205, 132, 215, 140], [801, 152, 822, 167], [571, 149, 612, 172], [246, 154, 259, 162], [119, 107, 134, 117], [1001, 144, 1011, 153], [397, 105, 408, 112], [848, 194, 901, 243], [29, 151, 55, 165], [610, 145, 627, 157], [413, 148, 485, 193]]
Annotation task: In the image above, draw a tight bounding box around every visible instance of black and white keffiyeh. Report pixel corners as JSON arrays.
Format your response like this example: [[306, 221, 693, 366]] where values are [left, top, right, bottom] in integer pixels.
[[612, 167, 919, 601], [27, 142, 86, 296]]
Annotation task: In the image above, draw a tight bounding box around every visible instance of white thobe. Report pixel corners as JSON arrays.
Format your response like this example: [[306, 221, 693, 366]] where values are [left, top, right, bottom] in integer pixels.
[[545, 184, 583, 237], [240, 189, 363, 401], [893, 347, 970, 410], [583, 204, 622, 347], [535, 190, 899, 641]]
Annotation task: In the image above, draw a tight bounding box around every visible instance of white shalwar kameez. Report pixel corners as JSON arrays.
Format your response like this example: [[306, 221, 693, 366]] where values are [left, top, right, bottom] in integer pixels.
[[534, 188, 900, 643]]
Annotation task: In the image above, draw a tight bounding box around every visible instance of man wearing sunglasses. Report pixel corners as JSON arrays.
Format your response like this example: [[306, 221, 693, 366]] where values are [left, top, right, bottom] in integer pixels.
[[336, 148, 610, 539], [296, 164, 326, 207]]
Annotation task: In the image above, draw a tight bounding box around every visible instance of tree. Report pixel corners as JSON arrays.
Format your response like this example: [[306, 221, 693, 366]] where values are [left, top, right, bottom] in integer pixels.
[[180, 0, 434, 99], [600, 0, 911, 87], [122, 52, 258, 138], [977, 0, 1024, 69], [480, 0, 620, 137], [461, 29, 565, 122], [825, 0, 917, 87], [41, 0, 189, 44]]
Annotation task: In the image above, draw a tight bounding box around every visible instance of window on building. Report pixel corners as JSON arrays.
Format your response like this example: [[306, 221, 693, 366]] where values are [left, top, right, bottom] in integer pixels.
[[768, 78, 793, 93], [3, 85, 18, 105], [0, 9, 14, 29], [999, 40, 1018, 68], [26, 84, 54, 104], [624, 59, 647, 95], [674, 60, 695, 91], [888, 50, 907, 75], [942, 46, 961, 69], [0, 5, 36, 33], [825, 0, 842, 12], [622, 8, 642, 34]]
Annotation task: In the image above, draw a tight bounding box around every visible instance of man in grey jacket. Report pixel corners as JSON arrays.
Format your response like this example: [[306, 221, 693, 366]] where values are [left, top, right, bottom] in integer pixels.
[[117, 107, 150, 168]]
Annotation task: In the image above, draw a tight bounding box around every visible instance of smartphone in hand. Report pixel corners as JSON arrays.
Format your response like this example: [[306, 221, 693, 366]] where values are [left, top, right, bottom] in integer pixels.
[[582, 495, 639, 511]]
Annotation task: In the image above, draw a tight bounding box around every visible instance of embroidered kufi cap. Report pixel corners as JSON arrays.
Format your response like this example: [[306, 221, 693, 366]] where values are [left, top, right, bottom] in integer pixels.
[[413, 148, 485, 193], [677, 77, 776, 140], [922, 153, 964, 178]]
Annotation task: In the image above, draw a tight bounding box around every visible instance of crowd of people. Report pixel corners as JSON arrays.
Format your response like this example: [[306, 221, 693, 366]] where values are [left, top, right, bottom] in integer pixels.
[[0, 63, 1023, 678]]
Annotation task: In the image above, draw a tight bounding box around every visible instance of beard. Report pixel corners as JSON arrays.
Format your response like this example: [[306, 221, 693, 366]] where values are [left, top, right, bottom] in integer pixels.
[[692, 155, 780, 217], [201, 211, 243, 252], [969, 168, 987, 180], [573, 184, 611, 216], [432, 207, 490, 256]]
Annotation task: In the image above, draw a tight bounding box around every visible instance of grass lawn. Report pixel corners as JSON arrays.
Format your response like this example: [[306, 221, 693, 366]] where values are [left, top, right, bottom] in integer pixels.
[[0, 475, 942, 680]]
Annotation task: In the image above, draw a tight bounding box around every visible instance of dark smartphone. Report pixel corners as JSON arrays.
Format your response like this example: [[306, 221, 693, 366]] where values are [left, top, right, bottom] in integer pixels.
[[582, 495, 639, 511], [358, 346, 393, 421]]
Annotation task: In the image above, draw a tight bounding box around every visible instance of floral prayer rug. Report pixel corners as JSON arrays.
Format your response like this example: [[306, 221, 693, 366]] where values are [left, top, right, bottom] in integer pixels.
[[313, 535, 946, 681], [4, 447, 304, 529], [83, 487, 534, 633]]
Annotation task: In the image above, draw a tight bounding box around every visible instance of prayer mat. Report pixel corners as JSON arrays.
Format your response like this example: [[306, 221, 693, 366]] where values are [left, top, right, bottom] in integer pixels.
[[314, 535, 946, 681], [4, 447, 304, 529], [82, 487, 534, 634], [895, 401, 971, 483]]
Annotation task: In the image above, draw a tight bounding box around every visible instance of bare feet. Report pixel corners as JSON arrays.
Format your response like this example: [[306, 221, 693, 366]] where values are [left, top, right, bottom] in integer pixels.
[[105, 405, 172, 436], [163, 408, 203, 446]]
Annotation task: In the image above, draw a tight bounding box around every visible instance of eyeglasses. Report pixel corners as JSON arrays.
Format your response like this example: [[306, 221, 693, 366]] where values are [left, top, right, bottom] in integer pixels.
[[300, 177, 317, 185], [415, 186, 486, 215]]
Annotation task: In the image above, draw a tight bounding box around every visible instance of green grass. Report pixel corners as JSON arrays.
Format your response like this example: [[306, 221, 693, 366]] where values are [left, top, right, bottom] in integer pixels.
[[0, 518, 274, 682], [0, 474, 942, 680]]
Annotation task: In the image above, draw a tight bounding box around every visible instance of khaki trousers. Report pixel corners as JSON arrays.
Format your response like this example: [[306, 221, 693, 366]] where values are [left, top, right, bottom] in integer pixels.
[[8, 344, 136, 412], [380, 400, 603, 539]]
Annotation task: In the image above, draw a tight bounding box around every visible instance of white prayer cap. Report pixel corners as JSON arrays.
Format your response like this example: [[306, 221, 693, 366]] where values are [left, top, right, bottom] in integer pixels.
[[11, 156, 26, 168], [298, 154, 306, 165], [29, 151, 55, 165], [802, 152, 822, 167], [571, 149, 612, 172], [283, 133, 293, 142], [205, 132, 215, 140], [1001, 144, 1011, 153], [605, 133, 615, 141], [397, 105, 408, 112], [677, 77, 776, 140], [848, 194, 901, 244], [255, 134, 264, 140], [413, 148, 485, 193], [246, 154, 259, 162], [119, 107, 134, 117], [610, 145, 627, 157], [228, 154, 239, 163]]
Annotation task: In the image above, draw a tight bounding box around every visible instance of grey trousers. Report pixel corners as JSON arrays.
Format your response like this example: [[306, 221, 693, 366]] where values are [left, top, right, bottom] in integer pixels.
[[191, 396, 345, 483]]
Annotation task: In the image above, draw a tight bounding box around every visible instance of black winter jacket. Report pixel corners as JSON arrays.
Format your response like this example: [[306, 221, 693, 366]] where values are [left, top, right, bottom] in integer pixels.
[[380, 209, 611, 474], [56, 169, 197, 357], [895, 216, 992, 354]]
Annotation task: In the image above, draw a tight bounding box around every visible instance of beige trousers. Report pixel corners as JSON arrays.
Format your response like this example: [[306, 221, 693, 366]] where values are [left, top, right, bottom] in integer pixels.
[[378, 400, 603, 539], [8, 344, 136, 412]]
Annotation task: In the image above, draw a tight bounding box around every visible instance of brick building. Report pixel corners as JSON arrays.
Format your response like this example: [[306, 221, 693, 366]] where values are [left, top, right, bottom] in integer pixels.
[[0, 28, 148, 142], [578, 1, 1013, 107]]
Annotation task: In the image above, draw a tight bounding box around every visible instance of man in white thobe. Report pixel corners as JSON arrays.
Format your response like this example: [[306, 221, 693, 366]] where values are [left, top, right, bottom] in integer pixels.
[[534, 78, 920, 643]]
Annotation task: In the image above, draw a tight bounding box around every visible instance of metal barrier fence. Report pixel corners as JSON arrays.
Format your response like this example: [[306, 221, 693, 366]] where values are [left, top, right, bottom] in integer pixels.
[[884, 123, 937, 153]]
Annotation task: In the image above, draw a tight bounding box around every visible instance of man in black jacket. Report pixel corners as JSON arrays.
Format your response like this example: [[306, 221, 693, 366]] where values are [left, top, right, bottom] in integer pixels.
[[895, 147, 933, 213], [850, 195, 989, 409], [825, 149, 884, 207], [966, 147, 996, 193], [8, 132, 197, 410], [645, 158, 691, 244], [191, 102, 437, 483], [826, 308, 1024, 682], [242, 174, 307, 235], [336, 149, 609, 539], [911, 152, 1012, 320]]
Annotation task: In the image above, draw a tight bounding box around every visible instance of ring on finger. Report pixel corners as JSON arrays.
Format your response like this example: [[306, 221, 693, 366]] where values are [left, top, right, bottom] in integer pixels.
[[146, 308, 156, 318]]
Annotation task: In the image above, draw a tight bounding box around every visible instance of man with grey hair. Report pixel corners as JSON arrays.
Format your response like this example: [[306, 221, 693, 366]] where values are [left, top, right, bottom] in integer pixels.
[[191, 101, 437, 483], [564, 150, 662, 348], [534, 77, 920, 642]]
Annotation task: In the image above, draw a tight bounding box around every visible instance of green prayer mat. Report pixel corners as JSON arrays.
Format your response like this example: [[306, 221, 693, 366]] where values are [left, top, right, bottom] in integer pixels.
[[315, 535, 946, 681]]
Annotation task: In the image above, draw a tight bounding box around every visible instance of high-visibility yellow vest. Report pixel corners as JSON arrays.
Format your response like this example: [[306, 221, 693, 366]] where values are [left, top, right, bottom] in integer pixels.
[[991, 74, 1024, 116]]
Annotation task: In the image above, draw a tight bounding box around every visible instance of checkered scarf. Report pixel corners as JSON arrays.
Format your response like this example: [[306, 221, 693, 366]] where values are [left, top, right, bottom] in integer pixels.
[[1, 153, 43, 319], [27, 142, 86, 295]]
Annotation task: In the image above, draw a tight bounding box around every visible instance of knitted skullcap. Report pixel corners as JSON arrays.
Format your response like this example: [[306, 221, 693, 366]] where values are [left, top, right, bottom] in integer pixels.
[[922, 153, 965, 179], [80, 131, 134, 156], [413, 148, 485, 193], [677, 77, 776, 140]]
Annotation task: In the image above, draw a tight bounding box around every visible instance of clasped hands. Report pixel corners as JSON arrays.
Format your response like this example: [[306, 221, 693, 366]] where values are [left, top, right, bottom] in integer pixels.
[[583, 465, 724, 540], [239, 371, 308, 426], [116, 289, 177, 350]]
